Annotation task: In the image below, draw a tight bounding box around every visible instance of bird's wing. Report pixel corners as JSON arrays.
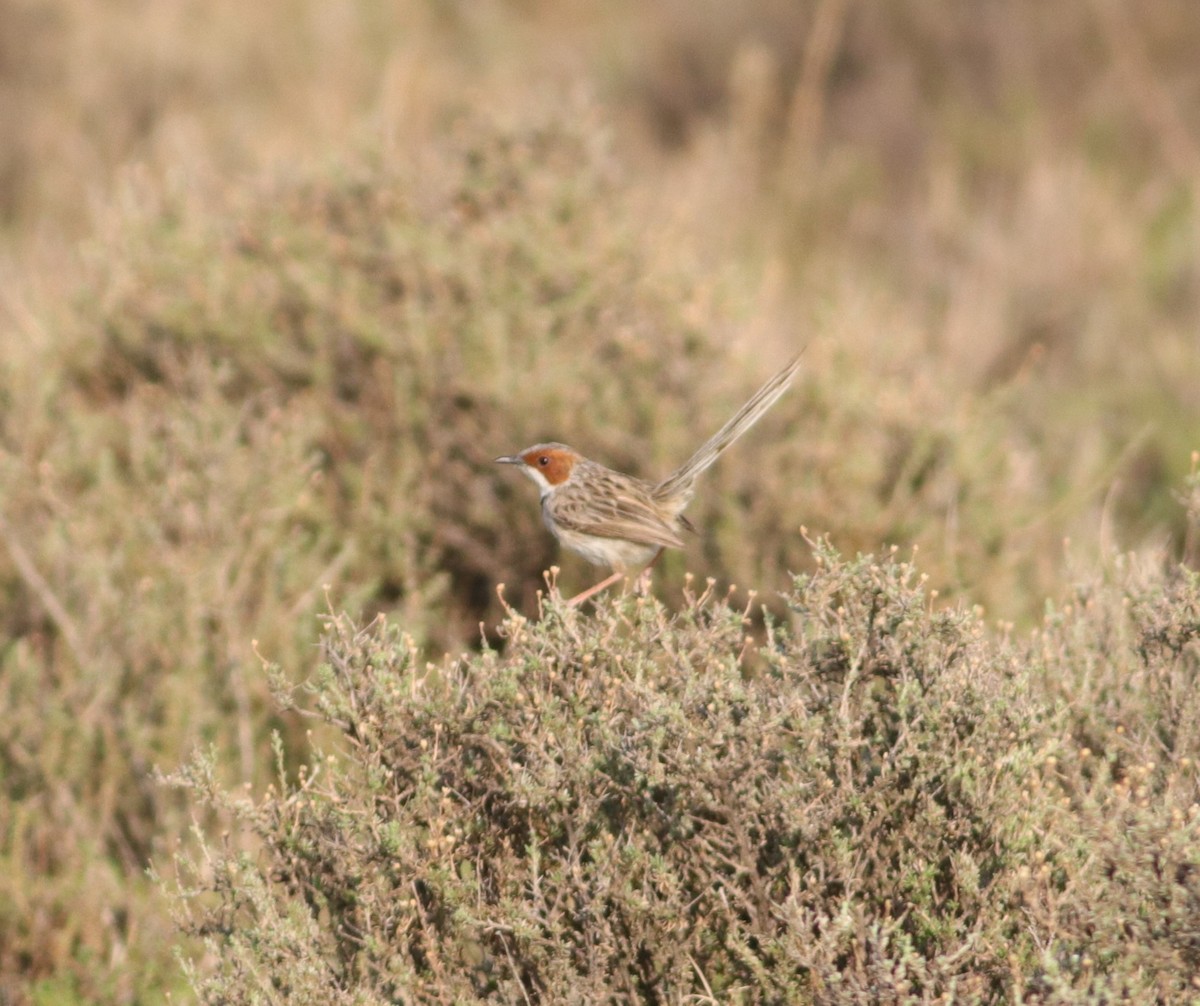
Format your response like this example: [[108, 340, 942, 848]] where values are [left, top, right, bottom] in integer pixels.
[[546, 466, 686, 550]]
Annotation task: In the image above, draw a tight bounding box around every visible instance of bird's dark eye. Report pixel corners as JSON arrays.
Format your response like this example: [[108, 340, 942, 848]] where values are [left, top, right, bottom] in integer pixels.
[[538, 456, 550, 467]]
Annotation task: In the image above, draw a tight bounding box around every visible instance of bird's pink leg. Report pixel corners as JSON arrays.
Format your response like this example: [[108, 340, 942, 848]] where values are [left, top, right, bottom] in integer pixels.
[[566, 548, 666, 607], [633, 548, 665, 596], [565, 570, 626, 607]]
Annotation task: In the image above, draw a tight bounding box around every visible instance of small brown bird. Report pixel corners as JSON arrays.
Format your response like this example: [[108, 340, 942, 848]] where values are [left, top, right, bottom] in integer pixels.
[[495, 353, 802, 605]]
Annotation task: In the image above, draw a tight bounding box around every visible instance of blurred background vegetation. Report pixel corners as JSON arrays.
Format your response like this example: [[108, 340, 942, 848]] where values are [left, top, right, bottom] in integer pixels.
[[0, 0, 1197, 1001]]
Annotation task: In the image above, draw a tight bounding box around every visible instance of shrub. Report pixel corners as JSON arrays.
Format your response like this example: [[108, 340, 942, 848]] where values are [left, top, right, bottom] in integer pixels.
[[0, 115, 727, 998], [3, 3, 1199, 1002], [167, 543, 1200, 1003]]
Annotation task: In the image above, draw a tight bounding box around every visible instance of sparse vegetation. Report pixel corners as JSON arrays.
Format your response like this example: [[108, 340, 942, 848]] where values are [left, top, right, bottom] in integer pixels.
[[0, 1, 1198, 1002]]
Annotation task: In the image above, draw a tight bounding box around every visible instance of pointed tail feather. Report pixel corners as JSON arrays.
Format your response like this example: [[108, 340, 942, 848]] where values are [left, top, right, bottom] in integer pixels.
[[653, 351, 804, 505]]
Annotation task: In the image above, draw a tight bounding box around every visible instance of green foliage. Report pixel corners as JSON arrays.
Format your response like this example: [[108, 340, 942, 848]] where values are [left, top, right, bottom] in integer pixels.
[[170, 544, 1200, 1003]]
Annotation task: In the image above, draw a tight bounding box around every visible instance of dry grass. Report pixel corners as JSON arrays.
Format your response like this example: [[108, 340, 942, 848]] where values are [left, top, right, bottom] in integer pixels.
[[0, 0, 1198, 1002]]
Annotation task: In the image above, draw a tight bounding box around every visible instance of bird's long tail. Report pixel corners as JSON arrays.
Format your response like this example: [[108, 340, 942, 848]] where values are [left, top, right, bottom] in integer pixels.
[[653, 351, 803, 505]]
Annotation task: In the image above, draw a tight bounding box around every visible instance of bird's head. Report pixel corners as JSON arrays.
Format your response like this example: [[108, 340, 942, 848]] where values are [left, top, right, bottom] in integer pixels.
[[494, 443, 581, 495]]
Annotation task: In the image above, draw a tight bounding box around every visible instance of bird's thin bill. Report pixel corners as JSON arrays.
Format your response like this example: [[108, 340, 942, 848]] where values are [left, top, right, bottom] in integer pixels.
[[494, 455, 521, 464]]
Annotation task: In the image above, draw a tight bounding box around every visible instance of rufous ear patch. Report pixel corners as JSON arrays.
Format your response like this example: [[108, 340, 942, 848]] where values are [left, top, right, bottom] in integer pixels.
[[522, 448, 576, 486]]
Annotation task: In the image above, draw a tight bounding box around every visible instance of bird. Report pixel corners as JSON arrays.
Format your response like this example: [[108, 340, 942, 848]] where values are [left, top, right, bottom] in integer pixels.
[[495, 352, 803, 606]]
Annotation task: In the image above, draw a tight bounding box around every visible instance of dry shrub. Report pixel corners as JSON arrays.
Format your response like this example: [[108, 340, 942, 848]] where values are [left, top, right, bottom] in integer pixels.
[[2, 94, 1197, 999], [1, 2, 1198, 1003], [54, 116, 740, 642], [169, 541, 1200, 1003], [0, 114, 790, 1001]]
